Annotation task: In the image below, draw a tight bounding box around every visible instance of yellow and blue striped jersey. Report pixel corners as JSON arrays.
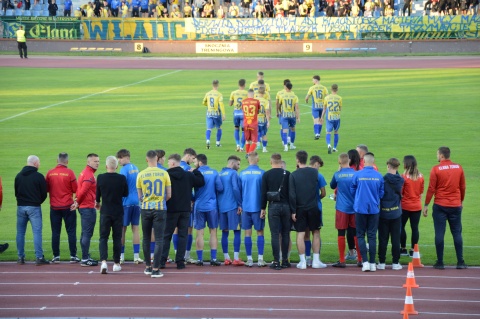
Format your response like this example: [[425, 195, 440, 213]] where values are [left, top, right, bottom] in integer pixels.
[[249, 81, 271, 93], [279, 91, 299, 118], [307, 84, 328, 109], [324, 94, 342, 121], [136, 167, 171, 210], [229, 89, 248, 112], [203, 89, 225, 117], [257, 96, 270, 124], [254, 91, 270, 101]]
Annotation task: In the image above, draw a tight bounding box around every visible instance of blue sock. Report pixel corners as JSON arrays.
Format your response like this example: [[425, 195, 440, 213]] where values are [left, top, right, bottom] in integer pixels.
[[305, 240, 312, 257], [245, 236, 252, 256], [257, 235, 265, 255], [290, 131, 296, 144], [334, 134, 339, 148], [211, 249, 217, 261], [241, 131, 246, 148], [319, 124, 323, 134], [216, 129, 222, 143], [326, 134, 331, 145], [187, 234, 193, 250], [221, 231, 229, 254], [172, 234, 178, 251], [234, 129, 240, 145], [133, 244, 140, 254], [196, 250, 203, 261], [121, 245, 125, 254], [150, 242, 155, 255], [314, 124, 320, 135], [262, 139, 267, 147], [281, 132, 287, 145], [233, 230, 241, 253], [206, 130, 211, 141]]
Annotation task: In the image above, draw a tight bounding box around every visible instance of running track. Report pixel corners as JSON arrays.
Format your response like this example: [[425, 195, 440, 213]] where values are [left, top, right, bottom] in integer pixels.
[[1, 55, 479, 318], [0, 262, 479, 318]]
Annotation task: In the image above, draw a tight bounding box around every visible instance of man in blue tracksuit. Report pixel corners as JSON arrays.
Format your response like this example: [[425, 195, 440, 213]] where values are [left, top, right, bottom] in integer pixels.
[[217, 155, 244, 266], [239, 152, 266, 267], [350, 152, 384, 272], [193, 154, 223, 266]]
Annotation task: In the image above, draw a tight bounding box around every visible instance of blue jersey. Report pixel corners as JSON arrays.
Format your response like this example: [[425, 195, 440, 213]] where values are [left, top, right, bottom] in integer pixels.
[[239, 165, 264, 212], [194, 165, 223, 212], [330, 167, 356, 214], [120, 163, 139, 206], [64, 0, 72, 10], [140, 0, 149, 9], [157, 163, 167, 171], [217, 167, 242, 213], [180, 160, 191, 171], [316, 172, 327, 211], [350, 166, 384, 215]]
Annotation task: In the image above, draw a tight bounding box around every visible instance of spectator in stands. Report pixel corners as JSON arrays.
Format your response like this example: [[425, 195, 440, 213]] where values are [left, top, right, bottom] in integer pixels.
[[111, 0, 120, 16], [229, 1, 239, 16], [63, 0, 72, 15], [48, 0, 58, 16], [325, 0, 334, 16], [140, 0, 148, 16], [241, 0, 250, 17], [298, 0, 307, 15], [184, 0, 192, 16], [93, 0, 101, 16], [24, 0, 31, 10], [351, 0, 360, 15], [287, 0, 296, 16], [385, 4, 393, 15], [217, 4, 225, 17], [86, 1, 94, 16], [171, 5, 182, 16], [131, 0, 140, 16], [121, 0, 129, 16], [101, 1, 110, 16], [194, 0, 205, 16], [363, 0, 373, 16], [402, 0, 411, 15], [203, 0, 213, 16], [148, 0, 155, 16], [254, 0, 265, 17]]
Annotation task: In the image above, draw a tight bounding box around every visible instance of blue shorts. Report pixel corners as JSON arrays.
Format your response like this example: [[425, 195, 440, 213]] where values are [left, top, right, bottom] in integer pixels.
[[241, 211, 265, 231], [326, 119, 341, 132], [233, 113, 244, 128], [281, 117, 296, 130], [206, 116, 222, 129], [219, 209, 241, 231], [258, 124, 268, 137], [312, 108, 323, 119], [194, 209, 219, 230], [123, 205, 140, 227]]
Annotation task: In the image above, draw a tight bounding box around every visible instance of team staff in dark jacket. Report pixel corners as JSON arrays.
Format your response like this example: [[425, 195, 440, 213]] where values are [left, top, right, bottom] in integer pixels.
[[350, 152, 384, 272], [15, 155, 49, 265], [162, 153, 205, 269], [378, 158, 404, 271], [261, 153, 291, 270]]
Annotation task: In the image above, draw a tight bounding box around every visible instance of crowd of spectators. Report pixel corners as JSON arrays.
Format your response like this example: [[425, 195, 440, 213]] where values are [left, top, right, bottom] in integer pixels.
[[2, 0, 478, 17]]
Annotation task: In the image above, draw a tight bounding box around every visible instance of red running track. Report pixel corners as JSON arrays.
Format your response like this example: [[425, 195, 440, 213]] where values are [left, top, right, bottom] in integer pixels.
[[0, 262, 479, 318], [0, 55, 479, 70]]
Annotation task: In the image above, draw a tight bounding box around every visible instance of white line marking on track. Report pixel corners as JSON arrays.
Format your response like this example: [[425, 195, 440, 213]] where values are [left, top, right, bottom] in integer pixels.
[[39, 306, 46, 310], [0, 70, 182, 123], [57, 294, 63, 298]]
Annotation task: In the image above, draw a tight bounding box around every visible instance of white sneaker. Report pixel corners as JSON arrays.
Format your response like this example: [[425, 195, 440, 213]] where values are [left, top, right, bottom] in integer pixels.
[[377, 263, 386, 270], [289, 144, 296, 150], [392, 263, 403, 270], [312, 261, 327, 269], [113, 264, 122, 272], [296, 261, 307, 269], [370, 263, 376, 272], [362, 261, 370, 272], [134, 258, 144, 264], [284, 145, 288, 152], [100, 262, 108, 274], [119, 258, 125, 265], [245, 259, 254, 267], [262, 147, 268, 153], [185, 257, 196, 264], [257, 259, 267, 267]]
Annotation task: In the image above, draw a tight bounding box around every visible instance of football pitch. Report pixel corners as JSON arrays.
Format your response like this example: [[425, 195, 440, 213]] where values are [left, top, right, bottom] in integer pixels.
[[0, 65, 479, 266]]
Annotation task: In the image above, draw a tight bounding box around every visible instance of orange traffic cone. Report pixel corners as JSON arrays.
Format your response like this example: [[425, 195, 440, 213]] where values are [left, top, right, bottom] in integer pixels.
[[412, 244, 424, 268], [403, 311, 410, 318], [403, 262, 419, 288], [401, 286, 418, 315]]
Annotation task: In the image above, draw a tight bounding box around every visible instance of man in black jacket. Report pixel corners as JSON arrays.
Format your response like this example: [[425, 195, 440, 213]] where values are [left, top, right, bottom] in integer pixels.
[[15, 155, 49, 265], [161, 153, 205, 269]]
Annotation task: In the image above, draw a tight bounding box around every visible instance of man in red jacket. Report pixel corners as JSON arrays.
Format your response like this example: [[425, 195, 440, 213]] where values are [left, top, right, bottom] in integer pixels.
[[46, 153, 79, 263], [423, 146, 466, 270], [75, 153, 100, 266]]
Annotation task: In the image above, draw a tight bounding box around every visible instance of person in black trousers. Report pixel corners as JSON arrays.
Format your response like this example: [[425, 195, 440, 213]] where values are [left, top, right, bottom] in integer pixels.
[[96, 156, 128, 274], [261, 153, 291, 270], [161, 153, 204, 270]]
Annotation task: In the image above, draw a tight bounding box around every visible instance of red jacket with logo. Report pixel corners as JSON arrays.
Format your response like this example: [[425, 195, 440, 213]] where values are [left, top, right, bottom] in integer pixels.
[[425, 159, 465, 207], [46, 164, 78, 210], [76, 165, 97, 209]]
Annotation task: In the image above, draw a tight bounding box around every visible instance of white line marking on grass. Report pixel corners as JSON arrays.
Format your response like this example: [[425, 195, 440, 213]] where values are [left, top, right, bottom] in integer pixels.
[[0, 70, 182, 123]]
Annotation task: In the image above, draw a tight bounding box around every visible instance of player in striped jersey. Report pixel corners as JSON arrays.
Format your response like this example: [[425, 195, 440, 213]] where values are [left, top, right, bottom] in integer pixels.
[[203, 80, 226, 149], [321, 84, 342, 154], [305, 75, 328, 140], [249, 71, 271, 93], [229, 79, 248, 152], [256, 85, 271, 153], [277, 82, 299, 152]]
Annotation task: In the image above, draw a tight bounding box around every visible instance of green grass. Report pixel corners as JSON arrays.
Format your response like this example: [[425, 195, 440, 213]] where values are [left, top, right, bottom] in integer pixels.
[[0, 67, 479, 266]]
